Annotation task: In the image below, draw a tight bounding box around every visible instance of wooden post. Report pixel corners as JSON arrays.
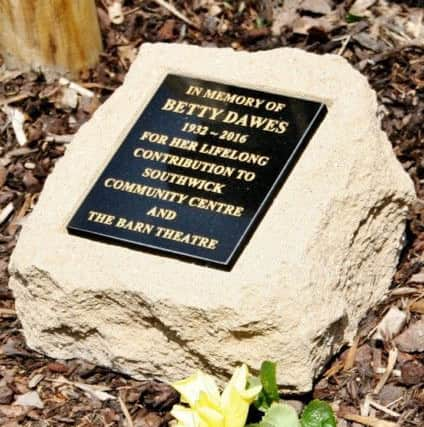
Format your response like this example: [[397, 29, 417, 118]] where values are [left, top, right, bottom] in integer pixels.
[[0, 0, 102, 75]]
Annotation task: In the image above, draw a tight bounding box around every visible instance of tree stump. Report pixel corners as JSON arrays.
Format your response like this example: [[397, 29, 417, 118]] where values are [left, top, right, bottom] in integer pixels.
[[0, 0, 102, 75]]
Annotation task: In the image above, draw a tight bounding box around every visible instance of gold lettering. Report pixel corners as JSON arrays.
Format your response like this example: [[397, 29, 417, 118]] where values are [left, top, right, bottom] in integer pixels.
[[104, 178, 189, 204], [161, 98, 289, 134], [160, 98, 225, 122], [115, 217, 155, 234], [87, 210, 115, 225], [140, 131, 169, 145], [202, 89, 266, 110], [186, 85, 203, 97], [142, 168, 226, 194], [199, 143, 269, 166], [169, 137, 198, 152], [188, 197, 244, 217], [133, 149, 235, 178], [146, 206, 177, 221], [155, 226, 219, 250]]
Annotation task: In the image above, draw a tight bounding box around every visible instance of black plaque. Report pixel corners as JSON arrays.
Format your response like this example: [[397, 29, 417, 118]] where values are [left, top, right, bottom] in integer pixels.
[[68, 74, 327, 269]]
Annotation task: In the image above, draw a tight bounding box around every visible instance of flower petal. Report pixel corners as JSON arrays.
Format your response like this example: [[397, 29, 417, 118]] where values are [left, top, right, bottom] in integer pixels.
[[221, 384, 250, 427], [173, 371, 220, 407], [170, 405, 201, 427], [221, 365, 245, 408], [194, 391, 224, 427], [199, 372, 221, 404], [195, 390, 222, 413], [228, 364, 249, 392], [221, 364, 255, 408], [240, 384, 262, 403], [196, 405, 225, 427]]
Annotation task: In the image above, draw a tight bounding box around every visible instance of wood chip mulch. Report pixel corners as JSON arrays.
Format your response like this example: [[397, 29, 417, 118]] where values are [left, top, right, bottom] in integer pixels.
[[0, 1, 423, 426]]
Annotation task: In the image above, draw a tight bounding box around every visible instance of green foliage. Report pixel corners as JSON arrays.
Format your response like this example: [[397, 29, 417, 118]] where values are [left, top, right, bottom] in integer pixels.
[[345, 13, 364, 23], [256, 17, 266, 28], [248, 403, 301, 427], [252, 361, 280, 411], [260, 361, 280, 403], [300, 400, 337, 427], [247, 362, 337, 427]]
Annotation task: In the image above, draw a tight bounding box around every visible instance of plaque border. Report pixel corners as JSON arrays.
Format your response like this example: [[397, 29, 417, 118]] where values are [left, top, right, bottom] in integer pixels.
[[67, 74, 328, 270]]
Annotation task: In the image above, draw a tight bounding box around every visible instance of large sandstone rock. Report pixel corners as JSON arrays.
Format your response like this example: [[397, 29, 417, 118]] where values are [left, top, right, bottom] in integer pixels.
[[9, 44, 415, 392]]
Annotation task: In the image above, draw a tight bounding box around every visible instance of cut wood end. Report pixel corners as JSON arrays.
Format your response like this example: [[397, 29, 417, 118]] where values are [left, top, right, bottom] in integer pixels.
[[0, 0, 103, 75]]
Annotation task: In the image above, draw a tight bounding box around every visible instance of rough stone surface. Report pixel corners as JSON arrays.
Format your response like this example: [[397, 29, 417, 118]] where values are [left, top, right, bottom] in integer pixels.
[[9, 44, 415, 392]]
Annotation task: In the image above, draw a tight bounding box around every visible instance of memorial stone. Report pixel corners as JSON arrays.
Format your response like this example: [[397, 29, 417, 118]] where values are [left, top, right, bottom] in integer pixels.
[[9, 44, 415, 391]]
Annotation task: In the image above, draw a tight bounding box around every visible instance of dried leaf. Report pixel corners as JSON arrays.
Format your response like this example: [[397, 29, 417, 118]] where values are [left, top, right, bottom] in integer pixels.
[[59, 87, 79, 110], [108, 1, 124, 25], [0, 68, 22, 84], [400, 360, 424, 385], [118, 45, 138, 65], [271, 5, 299, 36], [28, 374, 44, 389], [378, 384, 405, 406], [0, 404, 30, 418], [51, 378, 116, 401], [408, 272, 424, 283], [158, 19, 177, 41], [410, 299, 424, 314], [353, 33, 386, 52], [77, 383, 116, 401], [372, 307, 407, 342], [300, 0, 332, 15], [1, 106, 27, 146], [209, 4, 222, 17], [350, 0, 377, 16], [14, 391, 44, 409], [0, 386, 14, 405], [47, 362, 69, 373], [395, 318, 424, 352]]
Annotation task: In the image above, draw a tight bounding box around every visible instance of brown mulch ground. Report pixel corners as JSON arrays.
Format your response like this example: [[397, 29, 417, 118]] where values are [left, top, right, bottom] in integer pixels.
[[0, 0, 423, 426]]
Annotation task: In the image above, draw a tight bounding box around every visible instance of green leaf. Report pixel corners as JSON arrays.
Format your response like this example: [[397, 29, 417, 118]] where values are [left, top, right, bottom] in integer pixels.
[[253, 392, 268, 411], [256, 17, 265, 28], [260, 361, 280, 401], [252, 361, 280, 411], [346, 13, 363, 23], [248, 403, 301, 427], [300, 400, 337, 427]]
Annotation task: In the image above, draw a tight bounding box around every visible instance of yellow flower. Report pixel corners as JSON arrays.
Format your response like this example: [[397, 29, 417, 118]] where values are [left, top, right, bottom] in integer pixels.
[[171, 365, 262, 427]]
